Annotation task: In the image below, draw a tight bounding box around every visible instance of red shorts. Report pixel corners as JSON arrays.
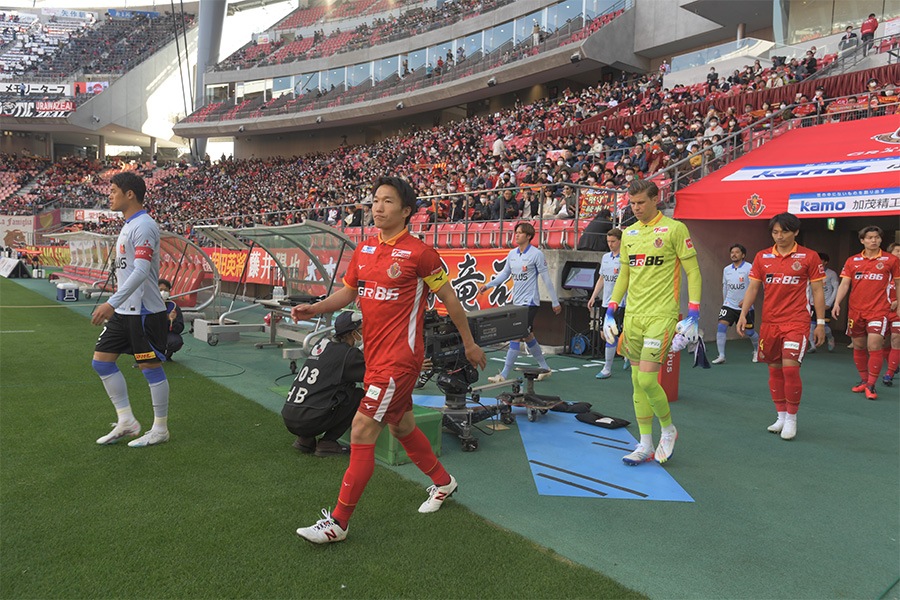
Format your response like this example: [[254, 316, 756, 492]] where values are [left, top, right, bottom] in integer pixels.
[[846, 312, 889, 338], [758, 322, 809, 364], [892, 318, 900, 336], [358, 370, 418, 425]]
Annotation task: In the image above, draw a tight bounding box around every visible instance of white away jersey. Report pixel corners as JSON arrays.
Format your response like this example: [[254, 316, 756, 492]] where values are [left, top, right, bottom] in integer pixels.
[[599, 251, 626, 307], [488, 245, 559, 307], [722, 261, 752, 309], [108, 210, 166, 315]]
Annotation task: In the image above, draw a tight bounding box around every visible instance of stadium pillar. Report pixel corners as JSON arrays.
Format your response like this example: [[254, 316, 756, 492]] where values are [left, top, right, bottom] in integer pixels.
[[46, 133, 54, 161], [150, 137, 157, 160], [193, 0, 227, 161], [98, 135, 105, 161], [737, 22, 745, 42]]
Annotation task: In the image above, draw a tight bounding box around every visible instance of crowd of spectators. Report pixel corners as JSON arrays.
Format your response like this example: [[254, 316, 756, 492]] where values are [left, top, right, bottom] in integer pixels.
[[4, 59, 896, 238], [0, 153, 50, 213], [0, 11, 194, 81], [216, 0, 514, 71]]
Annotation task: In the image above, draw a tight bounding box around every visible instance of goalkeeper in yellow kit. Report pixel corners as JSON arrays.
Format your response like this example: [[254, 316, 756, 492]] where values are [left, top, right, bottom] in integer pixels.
[[603, 179, 702, 466]]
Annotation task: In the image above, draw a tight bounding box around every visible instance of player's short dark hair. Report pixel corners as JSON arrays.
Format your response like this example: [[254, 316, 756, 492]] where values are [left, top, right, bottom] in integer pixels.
[[515, 221, 535, 241], [729, 244, 746, 255], [818, 252, 829, 263], [158, 278, 172, 289], [628, 178, 658, 199], [888, 242, 900, 253], [607, 228, 622, 240], [111, 172, 146, 203], [768, 212, 801, 233], [858, 225, 884, 239], [372, 176, 416, 224]]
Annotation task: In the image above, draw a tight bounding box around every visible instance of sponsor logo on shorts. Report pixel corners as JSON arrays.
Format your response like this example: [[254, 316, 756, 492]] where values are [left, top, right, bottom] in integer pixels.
[[135, 351, 155, 360], [644, 339, 662, 349], [366, 385, 381, 400], [784, 341, 800, 350], [868, 321, 883, 327], [361, 245, 376, 254]]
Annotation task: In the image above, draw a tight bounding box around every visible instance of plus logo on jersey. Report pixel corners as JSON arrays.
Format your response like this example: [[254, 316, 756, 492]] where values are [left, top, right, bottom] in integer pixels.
[[629, 254, 665, 267]]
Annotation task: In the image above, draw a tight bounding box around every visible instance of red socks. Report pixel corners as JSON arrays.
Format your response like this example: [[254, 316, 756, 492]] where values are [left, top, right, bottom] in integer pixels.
[[332, 443, 375, 527], [867, 350, 884, 386], [768, 366, 786, 412], [782, 366, 802, 414], [889, 348, 900, 375], [398, 427, 450, 486], [853, 348, 869, 381]]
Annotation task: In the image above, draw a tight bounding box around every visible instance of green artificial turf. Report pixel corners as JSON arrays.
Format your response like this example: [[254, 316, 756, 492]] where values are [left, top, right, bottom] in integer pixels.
[[0, 279, 644, 600]]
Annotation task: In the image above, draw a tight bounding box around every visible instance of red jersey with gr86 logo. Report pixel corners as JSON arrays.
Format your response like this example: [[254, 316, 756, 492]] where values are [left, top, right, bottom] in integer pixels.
[[343, 229, 447, 374], [749, 243, 824, 325], [839, 250, 900, 317]]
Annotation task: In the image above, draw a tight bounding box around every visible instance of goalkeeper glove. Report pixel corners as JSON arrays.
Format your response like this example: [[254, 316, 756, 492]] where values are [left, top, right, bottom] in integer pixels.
[[602, 303, 619, 344], [674, 302, 700, 345]]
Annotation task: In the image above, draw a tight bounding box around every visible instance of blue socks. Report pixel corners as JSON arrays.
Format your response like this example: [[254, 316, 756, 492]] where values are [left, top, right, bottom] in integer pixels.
[[526, 338, 549, 370], [92, 360, 133, 422]]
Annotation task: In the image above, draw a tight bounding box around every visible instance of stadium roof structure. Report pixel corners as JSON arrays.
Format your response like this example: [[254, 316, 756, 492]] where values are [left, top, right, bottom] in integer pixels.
[[674, 114, 900, 220]]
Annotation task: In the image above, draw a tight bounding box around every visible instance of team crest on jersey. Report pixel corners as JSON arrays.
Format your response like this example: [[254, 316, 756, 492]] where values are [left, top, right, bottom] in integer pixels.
[[119, 244, 125, 253], [653, 237, 663, 249], [387, 261, 402, 279], [792, 260, 802, 271], [876, 261, 885, 270], [361, 245, 376, 254], [743, 194, 766, 217]]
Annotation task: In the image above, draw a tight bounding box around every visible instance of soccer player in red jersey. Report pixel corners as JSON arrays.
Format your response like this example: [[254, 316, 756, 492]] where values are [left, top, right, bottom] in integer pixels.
[[291, 176, 486, 544], [832, 227, 900, 399], [738, 213, 826, 441], [883, 242, 900, 386]]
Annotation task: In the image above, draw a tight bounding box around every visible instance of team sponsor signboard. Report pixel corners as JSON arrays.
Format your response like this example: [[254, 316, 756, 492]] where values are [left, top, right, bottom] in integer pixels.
[[0, 82, 73, 96], [0, 101, 73, 118]]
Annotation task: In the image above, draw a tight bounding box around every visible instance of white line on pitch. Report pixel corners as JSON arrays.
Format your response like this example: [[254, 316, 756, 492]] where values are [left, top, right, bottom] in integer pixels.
[[0, 330, 35, 333]]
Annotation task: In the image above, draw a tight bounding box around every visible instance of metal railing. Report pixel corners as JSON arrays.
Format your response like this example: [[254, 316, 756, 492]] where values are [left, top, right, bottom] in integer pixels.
[[809, 32, 899, 79]]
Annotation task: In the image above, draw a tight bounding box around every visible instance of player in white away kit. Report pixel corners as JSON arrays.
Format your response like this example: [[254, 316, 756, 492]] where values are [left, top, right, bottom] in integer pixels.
[[90, 172, 170, 447], [712, 244, 759, 364], [587, 228, 627, 379], [479, 222, 561, 382], [806, 253, 838, 353]]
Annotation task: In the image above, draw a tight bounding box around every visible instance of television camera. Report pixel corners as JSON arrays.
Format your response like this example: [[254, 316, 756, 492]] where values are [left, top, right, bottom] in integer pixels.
[[423, 305, 532, 451]]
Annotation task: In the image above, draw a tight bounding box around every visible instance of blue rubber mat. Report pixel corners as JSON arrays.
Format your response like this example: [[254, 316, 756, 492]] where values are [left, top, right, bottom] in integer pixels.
[[414, 394, 692, 502]]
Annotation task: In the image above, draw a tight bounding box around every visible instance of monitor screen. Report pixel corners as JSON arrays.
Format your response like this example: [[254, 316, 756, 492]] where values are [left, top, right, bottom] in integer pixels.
[[563, 266, 597, 290]]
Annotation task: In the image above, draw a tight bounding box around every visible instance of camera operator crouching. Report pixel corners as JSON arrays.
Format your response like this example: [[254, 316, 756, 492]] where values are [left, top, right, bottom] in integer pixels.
[[282, 311, 365, 457]]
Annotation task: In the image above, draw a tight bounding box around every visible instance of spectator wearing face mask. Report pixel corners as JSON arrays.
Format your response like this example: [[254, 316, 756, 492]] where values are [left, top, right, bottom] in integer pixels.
[[621, 123, 636, 147], [707, 67, 718, 92], [704, 118, 724, 140], [669, 138, 688, 163], [860, 13, 878, 56], [558, 184, 578, 219], [630, 143, 648, 174], [541, 187, 560, 218]]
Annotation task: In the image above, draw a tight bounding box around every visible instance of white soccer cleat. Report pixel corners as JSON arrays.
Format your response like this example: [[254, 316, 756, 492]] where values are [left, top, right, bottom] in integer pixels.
[[418, 475, 458, 513], [296, 509, 347, 544], [780, 417, 797, 440], [767, 417, 785, 434], [96, 420, 141, 445], [711, 356, 727, 365], [536, 370, 551, 382], [622, 444, 654, 466], [752, 349, 759, 363], [127, 429, 169, 447], [487, 374, 505, 384], [655, 427, 678, 464]]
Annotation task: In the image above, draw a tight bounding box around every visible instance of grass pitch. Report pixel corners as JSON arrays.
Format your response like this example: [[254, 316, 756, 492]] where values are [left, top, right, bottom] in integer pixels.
[[0, 278, 644, 600]]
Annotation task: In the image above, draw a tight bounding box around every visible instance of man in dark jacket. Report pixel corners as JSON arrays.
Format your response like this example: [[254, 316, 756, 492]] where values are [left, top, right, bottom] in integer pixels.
[[282, 311, 365, 457]]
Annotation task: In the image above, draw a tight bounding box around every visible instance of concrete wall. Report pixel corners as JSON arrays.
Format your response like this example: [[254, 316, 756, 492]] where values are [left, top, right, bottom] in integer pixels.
[[633, 0, 723, 57], [69, 27, 199, 146]]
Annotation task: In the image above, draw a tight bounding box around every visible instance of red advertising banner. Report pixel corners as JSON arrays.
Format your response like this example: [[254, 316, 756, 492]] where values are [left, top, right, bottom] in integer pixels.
[[26, 245, 71, 266], [203, 246, 516, 313]]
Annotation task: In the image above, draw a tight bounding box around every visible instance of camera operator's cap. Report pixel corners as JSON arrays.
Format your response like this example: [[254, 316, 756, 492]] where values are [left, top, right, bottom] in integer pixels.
[[334, 311, 362, 336]]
